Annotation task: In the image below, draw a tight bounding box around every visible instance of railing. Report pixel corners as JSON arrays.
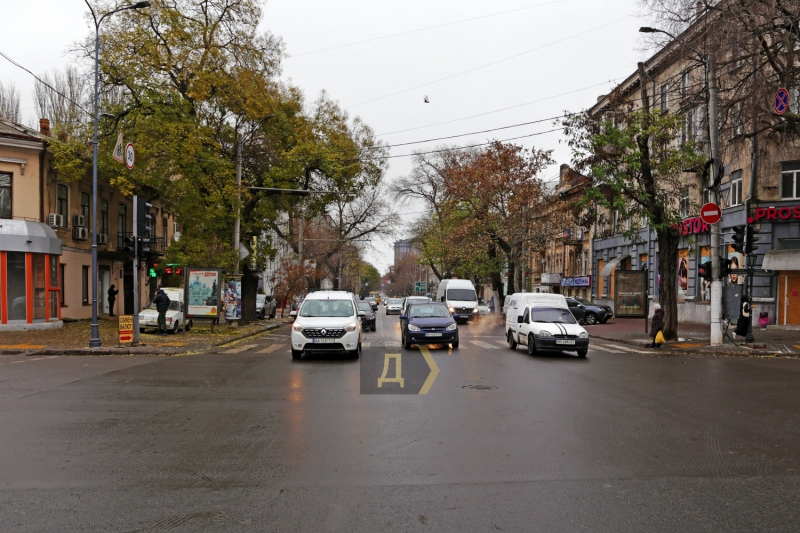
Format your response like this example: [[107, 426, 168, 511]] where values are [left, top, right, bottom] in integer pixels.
[[117, 232, 167, 254]]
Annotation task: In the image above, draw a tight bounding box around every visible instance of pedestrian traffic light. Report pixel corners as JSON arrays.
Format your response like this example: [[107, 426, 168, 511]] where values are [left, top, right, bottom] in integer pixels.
[[731, 225, 746, 253], [122, 236, 136, 256], [699, 261, 712, 281], [719, 257, 729, 279], [137, 200, 153, 254], [745, 225, 760, 254]]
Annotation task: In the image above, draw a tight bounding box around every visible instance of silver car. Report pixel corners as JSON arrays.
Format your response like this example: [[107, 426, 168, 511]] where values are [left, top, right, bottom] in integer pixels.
[[256, 294, 277, 319]]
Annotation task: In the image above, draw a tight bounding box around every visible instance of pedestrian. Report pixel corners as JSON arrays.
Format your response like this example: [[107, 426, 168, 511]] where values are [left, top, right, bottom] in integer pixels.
[[489, 296, 495, 314], [649, 303, 664, 349], [152, 288, 171, 336], [107, 284, 119, 316], [734, 297, 751, 337]]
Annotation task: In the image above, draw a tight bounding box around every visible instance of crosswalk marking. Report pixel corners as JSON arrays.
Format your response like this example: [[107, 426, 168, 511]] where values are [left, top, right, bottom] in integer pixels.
[[607, 344, 643, 353], [468, 340, 500, 349], [589, 344, 622, 353], [256, 344, 285, 353], [496, 339, 509, 346], [224, 344, 258, 354]]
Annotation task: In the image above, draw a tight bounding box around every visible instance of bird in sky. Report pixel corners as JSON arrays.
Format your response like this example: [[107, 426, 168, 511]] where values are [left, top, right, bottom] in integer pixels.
[[423, 95, 430, 103]]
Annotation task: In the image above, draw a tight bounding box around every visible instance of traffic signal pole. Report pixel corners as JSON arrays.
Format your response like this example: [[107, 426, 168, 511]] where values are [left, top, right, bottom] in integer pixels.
[[133, 195, 140, 346], [707, 50, 723, 347]]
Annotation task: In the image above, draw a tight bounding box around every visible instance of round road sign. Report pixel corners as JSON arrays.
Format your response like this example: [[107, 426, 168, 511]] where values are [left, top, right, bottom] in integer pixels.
[[700, 202, 721, 225], [774, 87, 789, 115], [125, 143, 135, 169]]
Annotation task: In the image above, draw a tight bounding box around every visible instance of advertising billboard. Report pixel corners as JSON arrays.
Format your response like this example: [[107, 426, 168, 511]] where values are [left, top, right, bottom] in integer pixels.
[[185, 268, 221, 318], [223, 275, 242, 321], [614, 270, 647, 317]]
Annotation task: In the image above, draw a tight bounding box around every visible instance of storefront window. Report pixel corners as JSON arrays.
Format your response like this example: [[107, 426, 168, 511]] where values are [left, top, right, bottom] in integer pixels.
[[33, 254, 46, 320], [50, 291, 59, 320], [7, 252, 26, 321], [0, 172, 11, 219]]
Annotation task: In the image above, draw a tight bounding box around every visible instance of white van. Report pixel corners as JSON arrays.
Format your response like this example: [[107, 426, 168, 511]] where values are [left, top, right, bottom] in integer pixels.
[[436, 279, 478, 324], [505, 293, 568, 343]]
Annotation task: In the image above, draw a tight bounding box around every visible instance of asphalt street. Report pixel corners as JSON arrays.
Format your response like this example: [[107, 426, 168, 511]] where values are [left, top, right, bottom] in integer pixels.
[[2, 312, 800, 532]]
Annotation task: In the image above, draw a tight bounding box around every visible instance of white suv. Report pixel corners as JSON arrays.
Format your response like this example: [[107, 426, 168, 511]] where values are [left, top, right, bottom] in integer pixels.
[[289, 291, 364, 360]]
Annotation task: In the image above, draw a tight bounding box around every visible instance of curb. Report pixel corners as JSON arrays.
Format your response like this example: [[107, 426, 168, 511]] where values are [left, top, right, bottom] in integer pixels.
[[591, 334, 791, 357], [211, 323, 283, 348]]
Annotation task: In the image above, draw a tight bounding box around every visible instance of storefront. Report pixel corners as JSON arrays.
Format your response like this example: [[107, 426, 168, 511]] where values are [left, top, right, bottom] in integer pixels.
[[560, 276, 592, 299], [0, 220, 62, 330]]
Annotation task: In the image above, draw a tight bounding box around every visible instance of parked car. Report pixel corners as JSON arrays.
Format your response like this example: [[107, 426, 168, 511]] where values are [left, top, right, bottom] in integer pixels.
[[364, 297, 379, 311], [510, 304, 589, 358], [565, 297, 613, 325], [357, 301, 377, 331], [139, 288, 192, 334], [289, 291, 363, 360], [385, 298, 403, 315], [256, 294, 277, 319], [400, 301, 459, 350]]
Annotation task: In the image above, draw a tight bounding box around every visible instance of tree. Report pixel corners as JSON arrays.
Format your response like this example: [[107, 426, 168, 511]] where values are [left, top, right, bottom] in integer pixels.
[[0, 81, 21, 123], [562, 88, 705, 340]]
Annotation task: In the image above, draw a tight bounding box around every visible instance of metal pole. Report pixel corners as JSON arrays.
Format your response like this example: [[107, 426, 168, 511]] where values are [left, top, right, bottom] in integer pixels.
[[233, 136, 242, 275], [745, 256, 755, 343], [89, 22, 102, 348], [132, 196, 140, 345], [708, 49, 723, 347], [522, 206, 527, 292]]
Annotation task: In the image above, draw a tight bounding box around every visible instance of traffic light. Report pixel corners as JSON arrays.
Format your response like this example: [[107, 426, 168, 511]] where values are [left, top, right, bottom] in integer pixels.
[[137, 200, 153, 255], [731, 225, 746, 253], [719, 257, 729, 279], [699, 261, 713, 282], [122, 236, 136, 256], [745, 225, 760, 254]]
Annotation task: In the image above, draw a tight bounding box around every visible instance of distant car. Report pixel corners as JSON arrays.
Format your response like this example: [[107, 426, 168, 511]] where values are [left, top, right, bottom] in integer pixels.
[[385, 298, 403, 315], [400, 301, 459, 349], [357, 301, 377, 331], [477, 299, 491, 317], [364, 297, 378, 311], [565, 297, 613, 325], [256, 294, 277, 319]]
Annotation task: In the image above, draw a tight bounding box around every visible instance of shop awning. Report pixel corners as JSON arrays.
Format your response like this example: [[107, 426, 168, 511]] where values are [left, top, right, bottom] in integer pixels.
[[762, 249, 800, 271], [0, 220, 62, 254], [599, 255, 630, 276]]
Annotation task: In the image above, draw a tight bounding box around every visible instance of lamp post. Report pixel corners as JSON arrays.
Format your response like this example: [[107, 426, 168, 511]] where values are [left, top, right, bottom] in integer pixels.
[[639, 25, 724, 347], [86, 0, 151, 348]]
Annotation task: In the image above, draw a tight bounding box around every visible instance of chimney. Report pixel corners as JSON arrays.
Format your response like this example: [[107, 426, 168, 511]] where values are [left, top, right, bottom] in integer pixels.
[[39, 118, 51, 137]]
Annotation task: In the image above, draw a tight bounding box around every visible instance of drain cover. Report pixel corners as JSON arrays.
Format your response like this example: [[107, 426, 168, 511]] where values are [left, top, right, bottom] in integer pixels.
[[462, 385, 498, 390]]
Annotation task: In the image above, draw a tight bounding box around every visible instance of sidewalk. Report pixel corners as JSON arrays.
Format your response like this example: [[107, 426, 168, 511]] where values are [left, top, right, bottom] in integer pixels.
[[589, 317, 800, 357]]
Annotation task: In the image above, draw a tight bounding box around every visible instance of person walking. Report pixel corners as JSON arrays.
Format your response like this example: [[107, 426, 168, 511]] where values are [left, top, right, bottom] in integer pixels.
[[649, 303, 664, 349], [107, 284, 119, 316], [153, 288, 171, 336]]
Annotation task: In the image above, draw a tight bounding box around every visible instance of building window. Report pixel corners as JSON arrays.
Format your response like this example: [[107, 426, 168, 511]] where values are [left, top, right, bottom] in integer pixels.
[[60, 264, 66, 306], [660, 83, 668, 111], [0, 172, 11, 218], [82, 265, 89, 305], [732, 102, 744, 137], [680, 188, 690, 218], [782, 162, 800, 200], [57, 184, 69, 223], [729, 170, 743, 206], [680, 71, 691, 97], [162, 216, 168, 241], [101, 199, 109, 234], [118, 203, 127, 234], [612, 211, 619, 234], [80, 192, 90, 224]]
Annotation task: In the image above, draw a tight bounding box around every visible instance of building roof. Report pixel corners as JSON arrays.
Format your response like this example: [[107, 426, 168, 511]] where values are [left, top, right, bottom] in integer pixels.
[[0, 116, 46, 143]]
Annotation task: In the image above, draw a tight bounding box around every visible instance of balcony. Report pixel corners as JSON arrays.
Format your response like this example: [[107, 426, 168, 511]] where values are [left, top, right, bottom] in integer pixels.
[[117, 232, 167, 255]]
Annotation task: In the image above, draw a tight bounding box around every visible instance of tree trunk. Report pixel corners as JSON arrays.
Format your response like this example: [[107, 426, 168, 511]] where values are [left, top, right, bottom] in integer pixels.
[[655, 226, 680, 340], [241, 265, 259, 323], [506, 255, 516, 298], [488, 244, 505, 305]]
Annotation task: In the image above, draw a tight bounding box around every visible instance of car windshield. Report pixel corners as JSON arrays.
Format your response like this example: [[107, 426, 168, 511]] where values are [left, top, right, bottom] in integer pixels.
[[357, 302, 372, 312], [447, 289, 477, 301], [530, 307, 577, 324], [409, 303, 451, 318], [478, 299, 487, 306], [257, 295, 266, 304], [388, 298, 402, 304], [148, 300, 181, 312], [300, 299, 354, 317]]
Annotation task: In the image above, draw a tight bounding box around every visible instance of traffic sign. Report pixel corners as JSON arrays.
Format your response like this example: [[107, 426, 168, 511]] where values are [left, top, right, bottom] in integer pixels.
[[125, 142, 135, 169], [119, 315, 134, 344], [112, 132, 125, 163], [774, 87, 789, 115], [700, 202, 721, 225]]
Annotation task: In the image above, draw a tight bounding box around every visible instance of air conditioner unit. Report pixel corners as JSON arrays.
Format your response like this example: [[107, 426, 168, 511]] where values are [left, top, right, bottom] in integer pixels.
[[98, 233, 109, 245], [73, 214, 86, 227], [73, 227, 89, 241], [48, 213, 64, 227]]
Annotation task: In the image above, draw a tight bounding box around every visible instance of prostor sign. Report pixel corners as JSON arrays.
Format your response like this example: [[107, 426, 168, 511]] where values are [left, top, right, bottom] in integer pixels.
[[748, 205, 800, 223]]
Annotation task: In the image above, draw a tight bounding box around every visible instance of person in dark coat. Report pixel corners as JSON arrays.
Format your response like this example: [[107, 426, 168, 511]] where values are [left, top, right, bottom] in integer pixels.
[[649, 303, 664, 348], [107, 285, 119, 316], [734, 297, 751, 338], [152, 288, 171, 335]]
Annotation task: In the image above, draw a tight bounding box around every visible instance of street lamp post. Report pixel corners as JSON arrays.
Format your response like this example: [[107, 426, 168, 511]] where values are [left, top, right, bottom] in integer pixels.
[[85, 0, 151, 348]]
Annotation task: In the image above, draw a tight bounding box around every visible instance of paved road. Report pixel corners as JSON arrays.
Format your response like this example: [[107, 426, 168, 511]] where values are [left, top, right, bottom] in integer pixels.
[[2, 311, 800, 532]]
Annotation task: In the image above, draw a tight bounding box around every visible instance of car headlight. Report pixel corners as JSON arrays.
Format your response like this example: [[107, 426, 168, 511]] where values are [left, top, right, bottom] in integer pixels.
[[538, 330, 553, 337], [448, 307, 455, 314], [408, 324, 421, 332], [472, 308, 478, 314], [445, 323, 457, 331], [344, 322, 359, 332], [292, 323, 304, 332], [167, 317, 172, 323], [579, 332, 589, 339]]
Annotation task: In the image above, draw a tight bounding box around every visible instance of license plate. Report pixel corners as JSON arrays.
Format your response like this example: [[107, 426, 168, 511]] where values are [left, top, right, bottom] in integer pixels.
[[425, 333, 442, 337], [312, 338, 335, 344], [556, 340, 575, 345]]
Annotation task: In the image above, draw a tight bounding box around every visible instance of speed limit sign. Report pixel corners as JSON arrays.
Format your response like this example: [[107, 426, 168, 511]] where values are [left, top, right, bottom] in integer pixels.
[[125, 143, 135, 169]]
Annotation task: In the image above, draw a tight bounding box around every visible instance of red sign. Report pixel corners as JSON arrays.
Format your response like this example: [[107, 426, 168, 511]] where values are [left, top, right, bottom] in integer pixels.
[[679, 216, 710, 236], [700, 202, 722, 225], [119, 332, 133, 343], [749, 205, 800, 223], [775, 88, 789, 115]]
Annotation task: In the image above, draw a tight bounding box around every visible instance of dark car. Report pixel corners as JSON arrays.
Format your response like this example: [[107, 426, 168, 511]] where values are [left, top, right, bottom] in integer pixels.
[[566, 297, 613, 325], [357, 302, 376, 331], [400, 301, 459, 350], [364, 297, 378, 311]]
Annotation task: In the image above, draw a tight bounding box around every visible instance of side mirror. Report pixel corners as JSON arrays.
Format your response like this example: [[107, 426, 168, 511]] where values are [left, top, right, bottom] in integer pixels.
[[517, 315, 524, 324], [358, 310, 366, 317], [453, 313, 460, 319], [289, 310, 297, 318], [400, 314, 407, 320]]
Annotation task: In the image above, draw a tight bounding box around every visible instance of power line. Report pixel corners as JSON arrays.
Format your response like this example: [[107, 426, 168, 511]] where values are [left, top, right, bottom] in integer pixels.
[[347, 15, 630, 108], [290, 0, 566, 57]]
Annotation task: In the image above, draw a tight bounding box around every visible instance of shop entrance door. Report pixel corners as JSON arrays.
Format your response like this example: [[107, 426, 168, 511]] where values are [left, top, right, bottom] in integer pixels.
[[778, 273, 800, 325], [123, 273, 134, 315]]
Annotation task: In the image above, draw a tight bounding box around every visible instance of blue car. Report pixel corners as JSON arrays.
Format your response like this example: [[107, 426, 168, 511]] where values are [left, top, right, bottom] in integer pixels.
[[400, 301, 459, 349]]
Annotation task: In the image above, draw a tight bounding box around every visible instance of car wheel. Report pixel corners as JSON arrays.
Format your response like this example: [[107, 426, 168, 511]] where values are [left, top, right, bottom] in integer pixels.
[[452, 340, 459, 349], [171, 322, 179, 334], [584, 313, 597, 325], [403, 333, 412, 350], [371, 325, 377, 332], [139, 328, 146, 333], [291, 349, 302, 360], [349, 343, 361, 359], [186, 321, 193, 332], [507, 330, 517, 350], [577, 349, 588, 358], [527, 334, 537, 356], [270, 309, 276, 319]]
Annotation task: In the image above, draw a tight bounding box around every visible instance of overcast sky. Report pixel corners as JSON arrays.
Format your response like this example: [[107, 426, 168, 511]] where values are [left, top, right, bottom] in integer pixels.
[[0, 0, 654, 274]]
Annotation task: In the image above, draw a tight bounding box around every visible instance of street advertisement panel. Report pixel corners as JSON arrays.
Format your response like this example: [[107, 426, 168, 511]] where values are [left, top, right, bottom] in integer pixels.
[[224, 275, 242, 321], [700, 246, 711, 301], [614, 270, 647, 317], [185, 268, 221, 318], [678, 248, 689, 303], [727, 245, 744, 286]]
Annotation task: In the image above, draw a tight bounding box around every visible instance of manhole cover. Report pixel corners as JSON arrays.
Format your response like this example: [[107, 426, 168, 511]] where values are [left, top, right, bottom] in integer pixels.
[[462, 385, 498, 390]]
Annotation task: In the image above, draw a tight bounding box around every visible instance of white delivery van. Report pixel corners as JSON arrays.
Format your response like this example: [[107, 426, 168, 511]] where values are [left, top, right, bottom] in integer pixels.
[[436, 279, 479, 324], [505, 293, 568, 344]]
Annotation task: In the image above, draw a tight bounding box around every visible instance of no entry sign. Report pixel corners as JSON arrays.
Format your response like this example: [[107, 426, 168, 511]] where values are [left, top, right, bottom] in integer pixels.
[[700, 202, 721, 225]]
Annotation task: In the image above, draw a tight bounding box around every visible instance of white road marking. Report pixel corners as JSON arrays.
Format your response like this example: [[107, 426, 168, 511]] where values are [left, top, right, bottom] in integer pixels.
[[468, 340, 500, 349], [256, 344, 285, 354], [224, 344, 258, 354], [589, 344, 622, 353], [608, 344, 645, 353]]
